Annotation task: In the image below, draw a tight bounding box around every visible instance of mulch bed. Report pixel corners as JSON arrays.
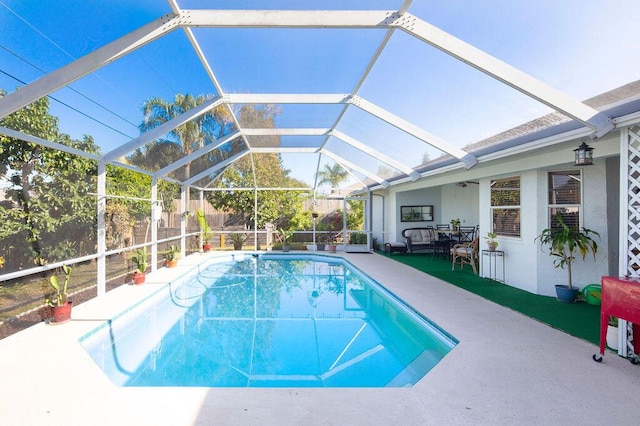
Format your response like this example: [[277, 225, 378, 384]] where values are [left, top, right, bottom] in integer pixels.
[[0, 277, 130, 340]]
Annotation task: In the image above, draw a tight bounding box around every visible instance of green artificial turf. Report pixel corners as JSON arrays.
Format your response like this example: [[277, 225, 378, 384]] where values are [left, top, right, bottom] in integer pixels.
[[383, 252, 601, 345]]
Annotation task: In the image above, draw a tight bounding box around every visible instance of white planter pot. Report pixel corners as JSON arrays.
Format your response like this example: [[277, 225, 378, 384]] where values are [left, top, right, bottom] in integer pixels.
[[606, 325, 618, 350]]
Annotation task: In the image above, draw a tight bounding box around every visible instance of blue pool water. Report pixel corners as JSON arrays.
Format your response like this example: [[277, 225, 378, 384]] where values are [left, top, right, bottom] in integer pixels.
[[80, 254, 457, 387]]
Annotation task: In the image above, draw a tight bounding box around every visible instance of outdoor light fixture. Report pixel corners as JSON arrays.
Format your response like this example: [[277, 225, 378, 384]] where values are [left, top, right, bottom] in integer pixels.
[[574, 139, 594, 166]]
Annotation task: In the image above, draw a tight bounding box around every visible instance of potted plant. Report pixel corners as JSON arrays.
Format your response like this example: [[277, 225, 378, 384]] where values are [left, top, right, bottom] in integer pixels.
[[131, 247, 148, 284], [228, 232, 247, 250], [485, 232, 499, 251], [47, 264, 72, 323], [535, 213, 599, 303], [450, 218, 461, 230], [165, 244, 180, 268], [326, 212, 342, 253], [277, 228, 294, 252], [196, 208, 214, 251], [315, 222, 326, 251]]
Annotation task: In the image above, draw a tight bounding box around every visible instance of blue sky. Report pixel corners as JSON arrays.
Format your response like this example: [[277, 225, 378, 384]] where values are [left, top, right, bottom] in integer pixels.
[[1, 0, 639, 187]]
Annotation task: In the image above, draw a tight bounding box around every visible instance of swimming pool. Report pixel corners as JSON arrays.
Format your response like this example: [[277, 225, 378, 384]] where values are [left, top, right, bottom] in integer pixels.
[[80, 253, 457, 387]]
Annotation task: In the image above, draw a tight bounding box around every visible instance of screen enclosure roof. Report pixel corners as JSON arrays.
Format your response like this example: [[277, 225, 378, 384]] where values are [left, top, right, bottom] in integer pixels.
[[1, 0, 637, 194]]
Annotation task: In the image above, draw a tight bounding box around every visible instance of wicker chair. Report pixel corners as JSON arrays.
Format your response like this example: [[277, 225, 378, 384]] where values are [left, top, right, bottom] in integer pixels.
[[451, 236, 480, 274]]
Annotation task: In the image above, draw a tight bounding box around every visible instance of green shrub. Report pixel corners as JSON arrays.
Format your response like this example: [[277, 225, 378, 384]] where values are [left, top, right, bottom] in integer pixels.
[[350, 232, 367, 244]]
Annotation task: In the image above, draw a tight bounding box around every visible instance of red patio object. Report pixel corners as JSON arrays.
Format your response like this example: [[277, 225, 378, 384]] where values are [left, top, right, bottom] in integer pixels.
[[593, 276, 640, 363]]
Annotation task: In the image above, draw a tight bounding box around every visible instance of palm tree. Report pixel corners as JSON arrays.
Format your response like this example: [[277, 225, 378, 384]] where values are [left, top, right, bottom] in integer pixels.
[[140, 94, 232, 184], [317, 163, 348, 191]]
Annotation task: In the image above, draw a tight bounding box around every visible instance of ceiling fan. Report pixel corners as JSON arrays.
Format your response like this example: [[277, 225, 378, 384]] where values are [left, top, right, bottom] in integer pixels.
[[455, 181, 479, 187]]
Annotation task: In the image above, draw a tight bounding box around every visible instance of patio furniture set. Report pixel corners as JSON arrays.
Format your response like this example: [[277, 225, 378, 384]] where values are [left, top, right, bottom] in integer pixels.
[[384, 225, 480, 274]]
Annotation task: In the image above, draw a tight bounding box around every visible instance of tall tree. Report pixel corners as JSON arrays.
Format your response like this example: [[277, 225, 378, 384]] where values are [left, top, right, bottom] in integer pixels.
[[317, 163, 348, 190], [0, 91, 99, 269], [139, 93, 233, 187], [209, 153, 307, 229]]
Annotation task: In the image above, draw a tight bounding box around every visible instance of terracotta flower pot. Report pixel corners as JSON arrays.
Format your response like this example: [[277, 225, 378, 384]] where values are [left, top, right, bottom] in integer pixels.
[[203, 243, 212, 252], [166, 259, 178, 268], [133, 271, 146, 285], [51, 301, 72, 323]]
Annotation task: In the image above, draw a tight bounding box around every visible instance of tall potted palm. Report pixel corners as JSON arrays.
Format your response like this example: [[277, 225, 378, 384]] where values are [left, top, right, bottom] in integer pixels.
[[535, 213, 599, 303]]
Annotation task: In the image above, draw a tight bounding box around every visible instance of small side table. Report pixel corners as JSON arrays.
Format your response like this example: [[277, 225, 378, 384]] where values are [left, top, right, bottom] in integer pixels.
[[481, 250, 505, 283]]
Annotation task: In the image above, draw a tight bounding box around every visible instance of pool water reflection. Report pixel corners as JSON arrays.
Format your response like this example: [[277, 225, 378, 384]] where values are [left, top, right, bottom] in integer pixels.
[[80, 254, 457, 387]]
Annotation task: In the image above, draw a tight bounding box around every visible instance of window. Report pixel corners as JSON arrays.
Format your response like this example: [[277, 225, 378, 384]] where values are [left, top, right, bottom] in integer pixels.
[[400, 205, 433, 222], [548, 170, 581, 229], [491, 176, 520, 237]]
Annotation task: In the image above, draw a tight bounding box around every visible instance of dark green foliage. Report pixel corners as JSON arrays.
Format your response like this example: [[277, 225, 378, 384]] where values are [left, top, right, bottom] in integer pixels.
[[350, 232, 367, 244], [0, 92, 99, 270], [536, 213, 599, 289]]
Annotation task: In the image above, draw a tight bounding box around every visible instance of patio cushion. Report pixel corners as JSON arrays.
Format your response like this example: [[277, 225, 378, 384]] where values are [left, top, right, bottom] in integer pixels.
[[384, 242, 408, 254], [405, 229, 432, 243], [407, 229, 422, 242]]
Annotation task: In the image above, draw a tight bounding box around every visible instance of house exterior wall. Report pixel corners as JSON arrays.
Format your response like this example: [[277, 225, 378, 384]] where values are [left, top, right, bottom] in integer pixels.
[[440, 184, 479, 228], [378, 130, 622, 296], [605, 156, 620, 275], [533, 162, 610, 296], [393, 187, 442, 241], [371, 194, 385, 249], [478, 169, 540, 293]]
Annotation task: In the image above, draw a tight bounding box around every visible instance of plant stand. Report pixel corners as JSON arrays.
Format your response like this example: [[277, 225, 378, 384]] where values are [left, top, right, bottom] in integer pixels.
[[481, 250, 505, 283]]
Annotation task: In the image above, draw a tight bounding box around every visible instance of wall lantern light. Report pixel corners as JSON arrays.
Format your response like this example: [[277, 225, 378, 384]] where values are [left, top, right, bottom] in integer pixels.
[[574, 139, 594, 166]]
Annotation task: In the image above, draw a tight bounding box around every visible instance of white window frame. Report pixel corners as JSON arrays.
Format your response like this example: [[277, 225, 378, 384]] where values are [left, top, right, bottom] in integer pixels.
[[490, 175, 521, 238], [547, 169, 583, 228]]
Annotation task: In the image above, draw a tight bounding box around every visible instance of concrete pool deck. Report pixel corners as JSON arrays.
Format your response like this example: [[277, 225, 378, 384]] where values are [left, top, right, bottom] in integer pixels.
[[1, 251, 639, 425]]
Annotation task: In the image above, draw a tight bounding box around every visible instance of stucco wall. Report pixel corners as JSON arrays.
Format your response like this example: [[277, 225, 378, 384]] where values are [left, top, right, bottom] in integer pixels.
[[532, 162, 610, 296], [440, 183, 479, 229], [393, 187, 442, 241], [475, 170, 540, 293], [371, 193, 386, 248], [605, 156, 620, 275]]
